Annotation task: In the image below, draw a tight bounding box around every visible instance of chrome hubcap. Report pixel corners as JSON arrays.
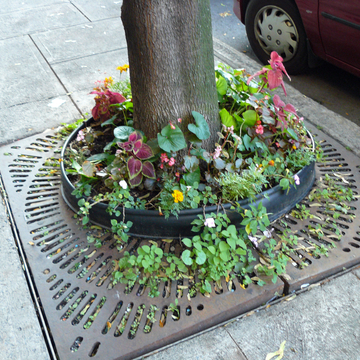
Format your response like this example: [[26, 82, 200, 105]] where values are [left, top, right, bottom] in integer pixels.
[[254, 6, 299, 61]]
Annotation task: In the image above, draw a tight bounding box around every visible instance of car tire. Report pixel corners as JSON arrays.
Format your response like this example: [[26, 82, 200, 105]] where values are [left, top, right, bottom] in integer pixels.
[[245, 0, 308, 74]]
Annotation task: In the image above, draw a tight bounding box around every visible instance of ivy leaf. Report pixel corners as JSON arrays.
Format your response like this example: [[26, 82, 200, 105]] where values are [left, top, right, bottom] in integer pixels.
[[286, 128, 298, 141], [220, 251, 230, 261], [280, 178, 290, 190], [71, 159, 82, 173], [214, 158, 226, 170], [195, 250, 206, 265], [219, 108, 236, 128], [184, 155, 199, 172], [157, 124, 187, 152], [203, 280, 212, 293], [242, 110, 259, 127], [227, 225, 237, 238], [236, 248, 246, 255], [101, 115, 117, 127], [181, 250, 193, 266], [113, 126, 134, 140], [236, 238, 247, 249], [183, 168, 201, 186], [216, 76, 228, 96], [182, 238, 192, 247], [219, 241, 230, 252], [243, 134, 253, 151], [188, 111, 210, 140], [142, 259, 150, 268], [87, 153, 111, 163], [227, 237, 236, 250], [154, 247, 163, 257], [208, 246, 216, 254]]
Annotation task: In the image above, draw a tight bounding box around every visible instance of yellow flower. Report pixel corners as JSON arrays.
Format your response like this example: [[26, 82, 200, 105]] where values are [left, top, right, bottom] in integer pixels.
[[292, 145, 297, 150], [117, 64, 129, 74], [104, 76, 114, 85], [172, 190, 184, 203]]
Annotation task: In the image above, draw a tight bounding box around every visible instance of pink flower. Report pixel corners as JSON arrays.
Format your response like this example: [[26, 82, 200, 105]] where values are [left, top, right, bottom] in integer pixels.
[[177, 118, 182, 123], [160, 153, 169, 163], [213, 145, 222, 160], [169, 121, 176, 130], [168, 157, 175, 166], [175, 172, 180, 178], [76, 130, 85, 142], [255, 125, 264, 135], [160, 163, 164, 169], [204, 217, 216, 228]]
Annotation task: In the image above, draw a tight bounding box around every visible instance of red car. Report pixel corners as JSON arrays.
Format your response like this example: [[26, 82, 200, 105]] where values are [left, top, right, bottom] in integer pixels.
[[233, 0, 360, 76]]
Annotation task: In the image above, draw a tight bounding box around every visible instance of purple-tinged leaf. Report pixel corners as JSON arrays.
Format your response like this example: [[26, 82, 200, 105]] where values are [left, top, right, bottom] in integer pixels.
[[142, 161, 156, 179], [128, 131, 142, 143], [129, 173, 143, 187], [133, 141, 154, 159], [127, 156, 142, 179], [118, 140, 133, 152], [284, 103, 296, 114]]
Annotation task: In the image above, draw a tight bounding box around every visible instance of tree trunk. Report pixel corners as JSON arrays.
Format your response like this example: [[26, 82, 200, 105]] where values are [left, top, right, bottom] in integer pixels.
[[121, 0, 220, 152]]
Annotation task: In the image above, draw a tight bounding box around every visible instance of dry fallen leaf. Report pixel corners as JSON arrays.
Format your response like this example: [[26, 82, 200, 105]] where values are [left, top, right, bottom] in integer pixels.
[[265, 341, 286, 360], [28, 241, 35, 246], [219, 11, 232, 17]]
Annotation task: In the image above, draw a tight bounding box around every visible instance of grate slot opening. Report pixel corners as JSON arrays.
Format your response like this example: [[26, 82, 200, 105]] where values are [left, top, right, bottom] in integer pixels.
[[61, 291, 88, 321], [53, 283, 71, 300], [56, 287, 79, 310], [83, 296, 106, 330], [114, 303, 133, 337], [72, 294, 97, 325], [102, 301, 123, 335]]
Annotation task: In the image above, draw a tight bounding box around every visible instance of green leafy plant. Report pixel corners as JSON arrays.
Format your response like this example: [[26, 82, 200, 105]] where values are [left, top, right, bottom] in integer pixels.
[[58, 54, 355, 299]]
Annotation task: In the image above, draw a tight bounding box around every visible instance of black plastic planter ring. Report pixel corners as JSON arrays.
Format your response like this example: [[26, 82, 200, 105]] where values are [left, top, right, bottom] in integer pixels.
[[60, 119, 316, 238]]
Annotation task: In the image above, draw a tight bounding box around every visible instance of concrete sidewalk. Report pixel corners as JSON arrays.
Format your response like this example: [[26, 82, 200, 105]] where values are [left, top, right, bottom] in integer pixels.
[[1, 1, 360, 359]]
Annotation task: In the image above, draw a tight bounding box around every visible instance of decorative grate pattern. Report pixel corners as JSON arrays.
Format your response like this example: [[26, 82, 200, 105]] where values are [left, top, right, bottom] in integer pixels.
[[0, 122, 359, 360]]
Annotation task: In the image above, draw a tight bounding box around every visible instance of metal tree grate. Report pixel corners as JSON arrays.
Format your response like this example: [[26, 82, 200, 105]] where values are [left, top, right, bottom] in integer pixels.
[[0, 122, 359, 360]]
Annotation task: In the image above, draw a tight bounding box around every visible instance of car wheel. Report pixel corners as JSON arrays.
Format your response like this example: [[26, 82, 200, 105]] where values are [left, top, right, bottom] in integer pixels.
[[245, 0, 308, 74]]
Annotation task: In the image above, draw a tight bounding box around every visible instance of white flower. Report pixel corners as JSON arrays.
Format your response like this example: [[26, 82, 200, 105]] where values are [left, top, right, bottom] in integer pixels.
[[119, 180, 128, 189], [204, 217, 215, 228], [248, 235, 258, 248], [186, 186, 192, 191], [293, 174, 300, 186], [263, 228, 274, 238]]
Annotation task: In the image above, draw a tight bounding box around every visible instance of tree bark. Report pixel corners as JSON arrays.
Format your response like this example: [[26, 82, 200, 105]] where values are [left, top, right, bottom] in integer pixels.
[[121, 0, 220, 152]]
